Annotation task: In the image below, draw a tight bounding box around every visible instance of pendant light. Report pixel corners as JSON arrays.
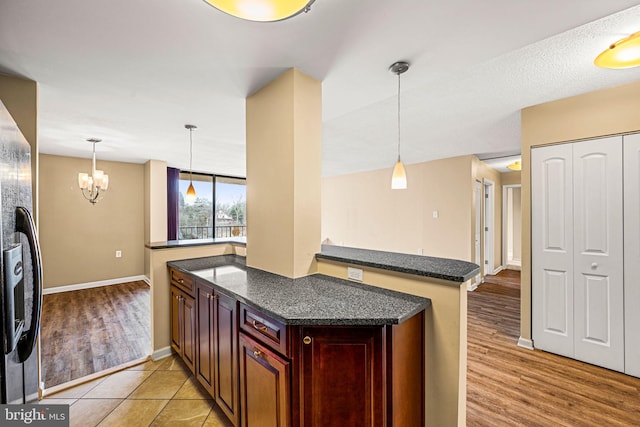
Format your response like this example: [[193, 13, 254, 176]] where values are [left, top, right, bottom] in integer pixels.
[[185, 124, 197, 204], [594, 31, 640, 69], [202, 0, 315, 22], [390, 61, 409, 190]]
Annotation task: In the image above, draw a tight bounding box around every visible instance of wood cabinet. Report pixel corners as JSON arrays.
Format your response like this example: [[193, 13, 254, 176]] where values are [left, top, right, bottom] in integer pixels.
[[170, 267, 425, 426], [300, 326, 383, 427], [298, 311, 424, 427], [196, 281, 239, 426], [239, 333, 291, 427], [170, 285, 196, 374]]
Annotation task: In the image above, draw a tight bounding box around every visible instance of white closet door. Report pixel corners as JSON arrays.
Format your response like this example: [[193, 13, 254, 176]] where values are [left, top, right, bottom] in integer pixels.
[[624, 133, 640, 377], [573, 136, 624, 372], [532, 144, 574, 357]]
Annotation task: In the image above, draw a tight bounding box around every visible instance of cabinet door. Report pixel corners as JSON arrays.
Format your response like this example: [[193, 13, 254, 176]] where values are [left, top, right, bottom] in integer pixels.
[[239, 333, 290, 427], [532, 144, 574, 357], [196, 284, 214, 396], [183, 294, 196, 374], [300, 326, 384, 427], [214, 291, 239, 425], [170, 287, 183, 356], [625, 133, 640, 377], [573, 137, 623, 372]]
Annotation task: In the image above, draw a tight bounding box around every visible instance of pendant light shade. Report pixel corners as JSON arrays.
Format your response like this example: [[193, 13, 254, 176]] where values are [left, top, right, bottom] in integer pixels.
[[391, 158, 407, 189], [594, 31, 640, 69], [185, 124, 197, 204], [202, 0, 315, 22], [389, 61, 409, 190]]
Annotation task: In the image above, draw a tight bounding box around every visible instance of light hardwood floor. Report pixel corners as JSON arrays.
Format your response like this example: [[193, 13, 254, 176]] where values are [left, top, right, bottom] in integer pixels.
[[467, 270, 640, 426], [41, 281, 151, 387]]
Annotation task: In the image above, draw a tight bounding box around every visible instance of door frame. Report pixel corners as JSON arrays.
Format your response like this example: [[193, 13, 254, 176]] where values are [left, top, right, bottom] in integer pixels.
[[502, 184, 521, 269], [483, 179, 495, 276]]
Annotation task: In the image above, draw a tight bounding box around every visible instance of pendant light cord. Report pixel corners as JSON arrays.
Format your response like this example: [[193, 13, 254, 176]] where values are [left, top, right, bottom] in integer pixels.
[[189, 127, 193, 181], [397, 71, 401, 161]]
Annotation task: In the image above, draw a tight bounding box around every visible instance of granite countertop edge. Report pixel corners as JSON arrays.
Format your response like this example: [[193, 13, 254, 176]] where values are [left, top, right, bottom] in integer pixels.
[[167, 256, 430, 326], [147, 237, 246, 250], [316, 245, 480, 283]]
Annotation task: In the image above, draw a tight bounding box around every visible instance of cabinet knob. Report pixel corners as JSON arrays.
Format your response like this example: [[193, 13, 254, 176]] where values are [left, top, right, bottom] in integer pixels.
[[175, 295, 180, 300], [253, 349, 263, 359], [178, 278, 184, 284], [591, 262, 598, 269], [252, 320, 268, 332], [303, 336, 312, 345], [212, 294, 219, 299]]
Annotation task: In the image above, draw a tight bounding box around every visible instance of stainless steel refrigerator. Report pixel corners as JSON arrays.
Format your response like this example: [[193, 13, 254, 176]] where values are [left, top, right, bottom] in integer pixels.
[[0, 100, 43, 404]]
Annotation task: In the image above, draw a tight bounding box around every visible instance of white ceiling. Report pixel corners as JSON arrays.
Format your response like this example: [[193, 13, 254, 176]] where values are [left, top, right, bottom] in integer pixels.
[[1, 0, 640, 177]]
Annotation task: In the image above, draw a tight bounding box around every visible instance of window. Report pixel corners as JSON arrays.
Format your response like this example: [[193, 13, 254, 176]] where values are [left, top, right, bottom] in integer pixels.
[[172, 171, 246, 241], [215, 176, 246, 238]]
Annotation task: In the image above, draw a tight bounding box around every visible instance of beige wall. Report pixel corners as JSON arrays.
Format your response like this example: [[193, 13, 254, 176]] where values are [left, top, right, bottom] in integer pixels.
[[317, 259, 468, 427], [0, 73, 38, 222], [501, 170, 521, 186], [322, 155, 474, 261], [246, 69, 322, 278], [520, 79, 640, 342], [322, 154, 503, 274], [39, 154, 145, 288], [144, 160, 168, 278]]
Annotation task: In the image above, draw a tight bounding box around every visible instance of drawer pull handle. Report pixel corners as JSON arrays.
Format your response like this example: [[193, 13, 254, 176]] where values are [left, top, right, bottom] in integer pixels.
[[253, 350, 263, 359], [175, 295, 180, 300], [212, 294, 219, 299], [252, 320, 268, 332], [303, 336, 312, 345], [178, 278, 184, 284]]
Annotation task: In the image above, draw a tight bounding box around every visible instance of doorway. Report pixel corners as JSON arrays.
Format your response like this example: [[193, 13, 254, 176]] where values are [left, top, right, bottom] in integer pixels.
[[502, 185, 522, 270], [483, 179, 495, 276]]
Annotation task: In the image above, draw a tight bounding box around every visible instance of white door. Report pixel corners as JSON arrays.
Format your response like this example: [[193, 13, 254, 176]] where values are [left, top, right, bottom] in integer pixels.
[[475, 180, 482, 283], [624, 133, 640, 377], [573, 136, 624, 372], [483, 179, 494, 276], [532, 144, 574, 357]]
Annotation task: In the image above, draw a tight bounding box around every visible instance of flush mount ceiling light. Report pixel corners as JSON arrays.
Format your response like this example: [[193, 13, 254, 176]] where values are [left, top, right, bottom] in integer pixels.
[[78, 138, 109, 205], [202, 0, 315, 22], [390, 61, 409, 190], [594, 31, 640, 69], [185, 124, 197, 204], [507, 160, 522, 171]]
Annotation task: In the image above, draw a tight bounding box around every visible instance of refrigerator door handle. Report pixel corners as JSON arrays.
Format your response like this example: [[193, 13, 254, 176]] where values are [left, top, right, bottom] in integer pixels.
[[15, 206, 43, 363]]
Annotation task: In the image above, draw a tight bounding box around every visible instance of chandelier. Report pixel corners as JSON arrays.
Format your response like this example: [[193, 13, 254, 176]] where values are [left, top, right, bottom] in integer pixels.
[[78, 138, 109, 205]]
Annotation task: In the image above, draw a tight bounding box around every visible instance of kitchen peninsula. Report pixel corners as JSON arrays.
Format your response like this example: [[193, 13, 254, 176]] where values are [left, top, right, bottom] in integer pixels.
[[168, 253, 429, 426], [157, 242, 479, 426]]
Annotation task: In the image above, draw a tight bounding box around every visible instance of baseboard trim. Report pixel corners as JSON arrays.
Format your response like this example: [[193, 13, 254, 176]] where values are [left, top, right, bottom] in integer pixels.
[[152, 347, 173, 361], [143, 276, 151, 286], [517, 337, 534, 350], [493, 265, 503, 275], [43, 275, 148, 295]]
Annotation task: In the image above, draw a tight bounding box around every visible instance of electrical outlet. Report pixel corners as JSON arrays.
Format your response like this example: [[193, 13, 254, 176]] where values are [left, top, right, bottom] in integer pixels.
[[347, 267, 363, 281], [115, 250, 122, 258], [433, 210, 439, 218], [418, 248, 423, 255]]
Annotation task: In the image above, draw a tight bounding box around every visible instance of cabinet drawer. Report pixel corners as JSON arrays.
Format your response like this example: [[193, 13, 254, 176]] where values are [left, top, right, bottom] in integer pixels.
[[170, 268, 194, 295], [240, 304, 289, 357]]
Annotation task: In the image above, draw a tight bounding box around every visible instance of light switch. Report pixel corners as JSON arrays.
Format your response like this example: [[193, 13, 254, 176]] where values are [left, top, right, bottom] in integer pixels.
[[433, 210, 439, 218]]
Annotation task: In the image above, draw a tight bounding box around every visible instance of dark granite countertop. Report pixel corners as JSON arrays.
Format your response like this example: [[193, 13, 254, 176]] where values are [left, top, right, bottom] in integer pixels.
[[316, 244, 479, 283], [167, 255, 430, 326], [146, 237, 246, 249]]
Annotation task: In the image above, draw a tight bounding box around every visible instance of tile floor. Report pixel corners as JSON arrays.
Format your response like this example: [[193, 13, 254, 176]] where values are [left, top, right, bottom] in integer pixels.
[[39, 355, 233, 427]]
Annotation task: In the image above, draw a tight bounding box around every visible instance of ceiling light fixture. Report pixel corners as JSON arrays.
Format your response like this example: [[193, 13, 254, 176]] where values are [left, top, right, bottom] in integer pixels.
[[202, 0, 315, 22], [507, 160, 522, 171], [185, 124, 197, 204], [78, 138, 109, 205], [594, 31, 640, 69], [390, 61, 409, 190]]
